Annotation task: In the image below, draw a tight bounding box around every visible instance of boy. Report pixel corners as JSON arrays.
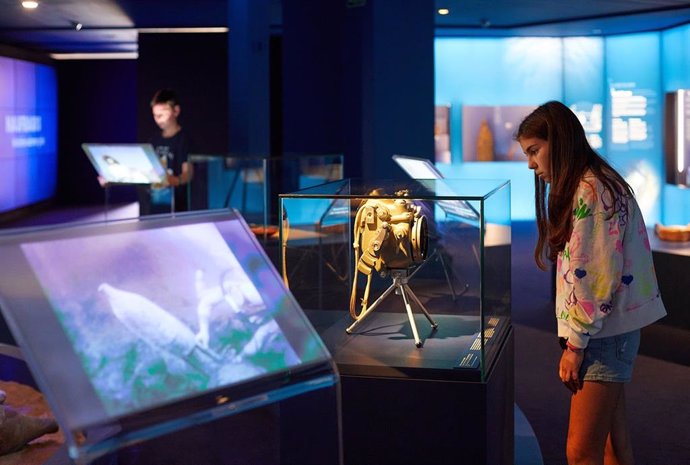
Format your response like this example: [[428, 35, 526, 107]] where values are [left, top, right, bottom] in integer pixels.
[[142, 88, 194, 214]]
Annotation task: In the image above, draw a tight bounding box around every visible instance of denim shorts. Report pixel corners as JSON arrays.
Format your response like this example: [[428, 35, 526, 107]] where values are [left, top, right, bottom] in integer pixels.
[[580, 329, 641, 383]]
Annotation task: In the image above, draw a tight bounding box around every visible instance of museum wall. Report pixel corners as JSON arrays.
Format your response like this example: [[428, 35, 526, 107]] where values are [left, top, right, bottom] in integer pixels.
[[57, 59, 138, 205], [435, 23, 690, 225]]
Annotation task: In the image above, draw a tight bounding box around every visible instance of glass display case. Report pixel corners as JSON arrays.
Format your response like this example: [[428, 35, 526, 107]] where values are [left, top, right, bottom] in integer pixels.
[[279, 178, 511, 382], [188, 153, 343, 240], [0, 210, 341, 464]]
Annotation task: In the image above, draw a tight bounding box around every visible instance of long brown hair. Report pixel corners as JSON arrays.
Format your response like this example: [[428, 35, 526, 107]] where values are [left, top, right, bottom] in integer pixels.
[[516, 101, 633, 270]]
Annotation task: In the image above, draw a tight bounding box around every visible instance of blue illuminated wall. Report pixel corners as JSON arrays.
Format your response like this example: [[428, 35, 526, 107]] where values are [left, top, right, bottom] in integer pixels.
[[435, 37, 562, 220], [661, 24, 690, 225], [605, 33, 662, 223], [0, 56, 57, 214], [436, 30, 688, 225], [435, 37, 563, 165]]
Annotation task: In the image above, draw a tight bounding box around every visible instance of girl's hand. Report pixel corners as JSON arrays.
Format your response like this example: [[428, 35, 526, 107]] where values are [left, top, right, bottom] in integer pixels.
[[559, 348, 584, 393]]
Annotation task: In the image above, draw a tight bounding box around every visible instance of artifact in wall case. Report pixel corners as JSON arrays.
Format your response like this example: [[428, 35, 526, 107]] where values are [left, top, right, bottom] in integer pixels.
[[476, 119, 495, 162], [347, 189, 437, 347], [249, 224, 279, 238], [655, 223, 690, 242]]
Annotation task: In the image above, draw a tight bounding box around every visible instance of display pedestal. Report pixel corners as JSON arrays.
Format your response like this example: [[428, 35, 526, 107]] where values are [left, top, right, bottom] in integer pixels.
[[280, 178, 513, 463], [644, 231, 690, 366], [310, 311, 514, 465], [650, 232, 690, 330]]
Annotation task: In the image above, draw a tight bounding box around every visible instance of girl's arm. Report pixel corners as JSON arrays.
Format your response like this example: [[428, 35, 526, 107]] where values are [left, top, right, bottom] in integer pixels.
[[559, 178, 625, 349]]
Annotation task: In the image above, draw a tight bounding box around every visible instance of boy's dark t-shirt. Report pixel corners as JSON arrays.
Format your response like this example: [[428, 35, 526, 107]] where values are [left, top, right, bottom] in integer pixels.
[[151, 129, 190, 178], [139, 129, 192, 215]]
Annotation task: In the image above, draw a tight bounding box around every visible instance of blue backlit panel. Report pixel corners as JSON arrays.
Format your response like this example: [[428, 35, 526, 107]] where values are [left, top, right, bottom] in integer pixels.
[[564, 37, 605, 151], [661, 24, 690, 224], [605, 33, 662, 223], [435, 37, 563, 162], [0, 56, 57, 214]]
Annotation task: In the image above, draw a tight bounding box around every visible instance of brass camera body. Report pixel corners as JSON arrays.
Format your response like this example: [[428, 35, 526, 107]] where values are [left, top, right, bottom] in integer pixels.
[[353, 190, 428, 277], [348, 190, 438, 343]]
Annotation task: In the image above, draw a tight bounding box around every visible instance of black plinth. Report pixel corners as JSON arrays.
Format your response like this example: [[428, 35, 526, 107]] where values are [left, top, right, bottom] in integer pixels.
[[645, 232, 690, 366], [310, 310, 514, 465], [651, 244, 690, 330]]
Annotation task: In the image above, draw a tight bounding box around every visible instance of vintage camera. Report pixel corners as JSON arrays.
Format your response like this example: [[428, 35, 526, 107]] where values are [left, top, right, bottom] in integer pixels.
[[353, 189, 428, 277], [348, 190, 436, 344]]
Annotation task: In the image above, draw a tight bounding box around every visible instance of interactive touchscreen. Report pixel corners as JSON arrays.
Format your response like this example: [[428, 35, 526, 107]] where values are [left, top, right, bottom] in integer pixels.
[[392, 154, 480, 221], [0, 211, 331, 434], [82, 143, 167, 184]]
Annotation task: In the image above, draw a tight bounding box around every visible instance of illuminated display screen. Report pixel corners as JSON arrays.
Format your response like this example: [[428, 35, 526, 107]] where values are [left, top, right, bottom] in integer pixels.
[[0, 56, 57, 214], [392, 154, 480, 221], [0, 211, 330, 433], [82, 143, 168, 184]]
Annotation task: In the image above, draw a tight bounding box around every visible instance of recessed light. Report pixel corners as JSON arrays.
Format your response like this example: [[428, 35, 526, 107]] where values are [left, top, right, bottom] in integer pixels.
[[22, 1, 39, 9], [438, 8, 450, 16]]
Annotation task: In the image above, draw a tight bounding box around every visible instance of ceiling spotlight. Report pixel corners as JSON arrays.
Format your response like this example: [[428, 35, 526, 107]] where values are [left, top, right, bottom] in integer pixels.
[[437, 8, 450, 16], [72, 21, 83, 31], [22, 1, 39, 9], [480, 18, 491, 28]]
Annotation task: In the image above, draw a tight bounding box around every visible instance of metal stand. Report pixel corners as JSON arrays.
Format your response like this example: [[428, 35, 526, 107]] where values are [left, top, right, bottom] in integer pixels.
[[346, 269, 438, 347], [103, 184, 110, 222]]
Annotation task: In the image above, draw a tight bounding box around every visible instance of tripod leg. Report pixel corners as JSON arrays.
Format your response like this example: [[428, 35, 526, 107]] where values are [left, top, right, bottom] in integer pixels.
[[346, 281, 398, 334], [398, 285, 423, 347], [403, 284, 438, 329]]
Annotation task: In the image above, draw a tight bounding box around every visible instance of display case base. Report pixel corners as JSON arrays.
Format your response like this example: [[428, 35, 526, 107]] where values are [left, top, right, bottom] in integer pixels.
[[309, 310, 509, 382], [308, 310, 514, 465]]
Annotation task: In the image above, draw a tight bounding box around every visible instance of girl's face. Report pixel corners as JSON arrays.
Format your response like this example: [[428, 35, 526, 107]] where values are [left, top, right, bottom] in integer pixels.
[[519, 136, 551, 183]]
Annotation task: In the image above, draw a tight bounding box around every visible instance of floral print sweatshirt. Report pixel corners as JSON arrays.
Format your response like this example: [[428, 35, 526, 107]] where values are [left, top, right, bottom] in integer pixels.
[[555, 173, 667, 349]]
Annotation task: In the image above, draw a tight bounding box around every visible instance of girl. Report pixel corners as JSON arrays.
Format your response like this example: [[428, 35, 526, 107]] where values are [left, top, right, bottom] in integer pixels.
[[516, 101, 666, 465]]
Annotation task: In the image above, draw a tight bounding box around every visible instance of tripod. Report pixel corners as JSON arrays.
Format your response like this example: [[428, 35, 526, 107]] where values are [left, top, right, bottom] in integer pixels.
[[346, 268, 438, 347]]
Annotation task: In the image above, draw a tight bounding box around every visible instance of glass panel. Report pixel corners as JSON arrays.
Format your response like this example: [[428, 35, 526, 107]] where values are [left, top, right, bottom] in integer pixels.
[[0, 210, 338, 462], [280, 178, 511, 382], [188, 154, 344, 242]]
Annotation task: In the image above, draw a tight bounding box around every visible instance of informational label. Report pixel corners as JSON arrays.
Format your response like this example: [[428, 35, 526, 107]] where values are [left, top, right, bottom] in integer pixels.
[[455, 317, 503, 370], [570, 102, 603, 149], [609, 82, 656, 150], [4, 114, 45, 149]]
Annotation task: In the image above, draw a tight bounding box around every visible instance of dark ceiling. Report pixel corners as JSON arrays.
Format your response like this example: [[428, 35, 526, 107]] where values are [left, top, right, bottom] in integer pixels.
[[1, 0, 690, 55]]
